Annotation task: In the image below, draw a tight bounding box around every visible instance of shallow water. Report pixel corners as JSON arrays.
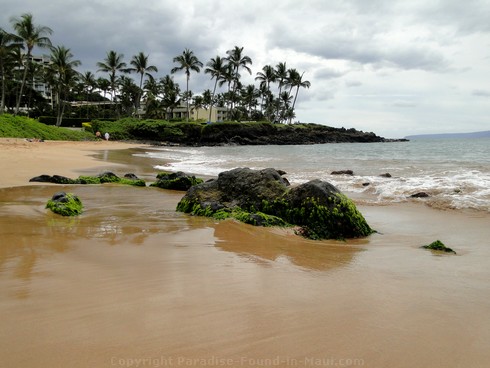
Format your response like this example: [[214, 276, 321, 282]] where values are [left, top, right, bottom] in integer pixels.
[[137, 138, 490, 212], [1, 181, 490, 367]]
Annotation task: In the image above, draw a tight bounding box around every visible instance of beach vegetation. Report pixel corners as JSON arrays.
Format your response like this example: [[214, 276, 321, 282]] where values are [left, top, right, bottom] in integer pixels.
[[1, 12, 313, 127], [0, 114, 94, 140]]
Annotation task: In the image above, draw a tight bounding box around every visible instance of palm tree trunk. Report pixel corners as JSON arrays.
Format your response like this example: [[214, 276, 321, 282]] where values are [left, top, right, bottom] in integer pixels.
[[138, 73, 143, 119], [275, 81, 283, 123], [56, 91, 62, 126], [0, 66, 5, 113], [289, 86, 300, 124], [208, 78, 218, 123], [15, 59, 29, 115], [186, 75, 190, 122]]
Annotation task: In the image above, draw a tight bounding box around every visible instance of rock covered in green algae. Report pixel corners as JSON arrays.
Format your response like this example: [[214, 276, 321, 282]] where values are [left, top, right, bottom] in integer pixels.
[[150, 171, 203, 191], [46, 192, 83, 216], [421, 240, 456, 254], [30, 172, 146, 186], [176, 167, 373, 240]]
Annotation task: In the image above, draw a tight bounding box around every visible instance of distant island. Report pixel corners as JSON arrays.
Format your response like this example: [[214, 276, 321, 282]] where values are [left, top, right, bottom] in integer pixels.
[[405, 130, 490, 140]]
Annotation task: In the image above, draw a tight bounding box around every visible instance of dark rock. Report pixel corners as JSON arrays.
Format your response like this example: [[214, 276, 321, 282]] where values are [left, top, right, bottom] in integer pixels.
[[410, 192, 430, 198], [30, 175, 54, 183], [98, 171, 120, 183], [277, 169, 287, 176], [362, 182, 370, 187], [29, 174, 74, 184], [51, 175, 75, 184], [379, 173, 392, 178], [177, 168, 373, 240], [331, 170, 354, 176], [151, 171, 203, 191], [124, 173, 140, 180]]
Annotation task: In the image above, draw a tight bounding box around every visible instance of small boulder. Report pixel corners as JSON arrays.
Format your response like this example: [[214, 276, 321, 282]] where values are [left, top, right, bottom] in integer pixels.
[[331, 170, 354, 176], [151, 171, 203, 191], [46, 192, 83, 216], [29, 175, 75, 184], [379, 173, 392, 178], [410, 192, 430, 198], [124, 173, 140, 180], [421, 240, 456, 254]]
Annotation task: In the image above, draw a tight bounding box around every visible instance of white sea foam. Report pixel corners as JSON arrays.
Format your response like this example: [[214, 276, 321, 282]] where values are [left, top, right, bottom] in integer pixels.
[[135, 139, 490, 212]]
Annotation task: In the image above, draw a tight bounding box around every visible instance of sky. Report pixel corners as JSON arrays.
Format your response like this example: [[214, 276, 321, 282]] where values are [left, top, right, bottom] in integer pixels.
[[2, 0, 490, 138]]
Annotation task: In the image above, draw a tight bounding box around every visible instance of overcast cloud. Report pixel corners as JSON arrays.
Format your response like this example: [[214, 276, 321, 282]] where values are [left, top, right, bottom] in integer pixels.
[[2, 0, 489, 137]]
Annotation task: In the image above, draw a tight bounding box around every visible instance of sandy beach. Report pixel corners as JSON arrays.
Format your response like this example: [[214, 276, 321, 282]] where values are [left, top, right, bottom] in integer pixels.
[[1, 139, 490, 368]]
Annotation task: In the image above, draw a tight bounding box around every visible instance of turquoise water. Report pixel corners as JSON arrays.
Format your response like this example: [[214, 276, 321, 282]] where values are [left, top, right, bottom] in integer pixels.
[[136, 138, 490, 212]]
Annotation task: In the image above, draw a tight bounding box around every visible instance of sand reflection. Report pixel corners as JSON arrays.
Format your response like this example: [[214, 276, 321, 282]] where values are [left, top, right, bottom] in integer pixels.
[[213, 220, 360, 271]]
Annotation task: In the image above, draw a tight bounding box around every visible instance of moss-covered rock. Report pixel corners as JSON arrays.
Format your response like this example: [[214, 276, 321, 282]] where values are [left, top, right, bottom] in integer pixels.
[[176, 168, 372, 240], [150, 171, 204, 191], [46, 192, 83, 216], [30, 172, 146, 186], [421, 240, 456, 254], [268, 180, 373, 240]]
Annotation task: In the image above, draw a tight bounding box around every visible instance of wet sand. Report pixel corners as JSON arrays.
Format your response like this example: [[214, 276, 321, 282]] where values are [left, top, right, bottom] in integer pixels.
[[1, 140, 490, 367]]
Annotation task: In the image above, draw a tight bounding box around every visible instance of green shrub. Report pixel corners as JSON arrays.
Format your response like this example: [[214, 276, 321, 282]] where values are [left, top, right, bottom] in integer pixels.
[[0, 114, 94, 140]]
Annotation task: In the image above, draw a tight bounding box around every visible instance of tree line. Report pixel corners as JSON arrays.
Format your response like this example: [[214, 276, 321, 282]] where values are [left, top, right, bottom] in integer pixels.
[[0, 13, 311, 126]]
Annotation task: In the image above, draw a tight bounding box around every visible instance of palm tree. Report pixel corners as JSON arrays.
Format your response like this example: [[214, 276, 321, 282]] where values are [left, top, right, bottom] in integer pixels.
[[218, 63, 235, 111], [274, 62, 287, 122], [255, 64, 276, 119], [0, 28, 21, 113], [192, 95, 204, 120], [278, 91, 293, 124], [118, 76, 139, 116], [80, 71, 96, 118], [46, 45, 80, 126], [201, 89, 212, 114], [97, 50, 127, 116], [10, 13, 52, 115], [255, 64, 276, 94], [288, 70, 311, 124], [241, 84, 260, 119], [96, 77, 110, 99], [171, 48, 203, 122], [128, 52, 158, 117], [225, 46, 252, 110], [204, 55, 227, 122], [160, 74, 181, 120], [141, 75, 161, 118]]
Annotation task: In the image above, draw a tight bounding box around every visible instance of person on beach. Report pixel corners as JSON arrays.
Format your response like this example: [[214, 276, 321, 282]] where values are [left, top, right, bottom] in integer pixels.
[[104, 132, 110, 141], [95, 131, 101, 139]]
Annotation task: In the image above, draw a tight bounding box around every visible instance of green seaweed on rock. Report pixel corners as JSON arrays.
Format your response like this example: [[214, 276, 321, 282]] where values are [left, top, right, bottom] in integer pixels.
[[46, 193, 83, 216], [421, 240, 456, 254]]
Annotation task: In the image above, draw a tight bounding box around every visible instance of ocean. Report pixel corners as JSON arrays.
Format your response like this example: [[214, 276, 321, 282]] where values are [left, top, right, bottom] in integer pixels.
[[135, 137, 490, 212]]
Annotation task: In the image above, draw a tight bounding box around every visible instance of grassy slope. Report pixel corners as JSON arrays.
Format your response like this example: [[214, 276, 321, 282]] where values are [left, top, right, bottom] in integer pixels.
[[0, 114, 94, 141]]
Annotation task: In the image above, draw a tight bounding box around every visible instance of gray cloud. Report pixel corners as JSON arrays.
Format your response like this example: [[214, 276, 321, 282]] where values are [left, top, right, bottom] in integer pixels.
[[2, 0, 490, 137], [472, 89, 490, 97]]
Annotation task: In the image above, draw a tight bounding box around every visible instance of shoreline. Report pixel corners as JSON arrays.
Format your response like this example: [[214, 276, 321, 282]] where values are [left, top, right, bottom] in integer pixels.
[[0, 138, 148, 189], [1, 138, 490, 367]]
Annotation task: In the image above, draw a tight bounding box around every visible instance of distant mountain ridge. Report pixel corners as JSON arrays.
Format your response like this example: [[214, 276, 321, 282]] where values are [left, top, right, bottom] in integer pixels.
[[405, 130, 490, 140]]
